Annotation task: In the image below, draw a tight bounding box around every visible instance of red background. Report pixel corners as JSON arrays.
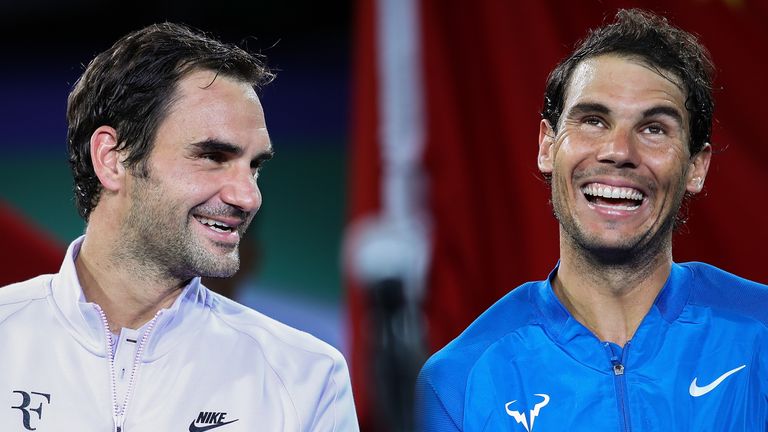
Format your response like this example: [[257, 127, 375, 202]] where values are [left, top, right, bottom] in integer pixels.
[[348, 0, 768, 428]]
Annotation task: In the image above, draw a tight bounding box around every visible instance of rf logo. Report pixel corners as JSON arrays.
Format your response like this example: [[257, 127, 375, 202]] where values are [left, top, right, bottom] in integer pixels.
[[11, 390, 51, 431], [504, 393, 549, 432]]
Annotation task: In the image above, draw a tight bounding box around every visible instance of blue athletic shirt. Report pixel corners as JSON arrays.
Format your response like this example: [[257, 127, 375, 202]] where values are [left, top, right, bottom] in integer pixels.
[[416, 262, 768, 431]]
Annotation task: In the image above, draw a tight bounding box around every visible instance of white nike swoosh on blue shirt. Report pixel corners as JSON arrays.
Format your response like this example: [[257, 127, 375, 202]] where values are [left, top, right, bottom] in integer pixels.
[[689, 364, 746, 397]]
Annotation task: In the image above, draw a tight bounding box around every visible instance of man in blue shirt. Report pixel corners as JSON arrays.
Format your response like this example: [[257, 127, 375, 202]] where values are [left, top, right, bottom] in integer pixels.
[[417, 9, 768, 431]]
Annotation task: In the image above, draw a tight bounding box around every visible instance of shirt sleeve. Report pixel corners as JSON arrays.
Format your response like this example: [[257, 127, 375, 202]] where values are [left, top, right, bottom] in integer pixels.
[[415, 370, 462, 431], [309, 352, 360, 431]]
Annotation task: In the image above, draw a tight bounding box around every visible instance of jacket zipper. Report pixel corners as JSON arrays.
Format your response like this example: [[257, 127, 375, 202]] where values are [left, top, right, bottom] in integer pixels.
[[94, 305, 162, 432], [607, 342, 632, 432]]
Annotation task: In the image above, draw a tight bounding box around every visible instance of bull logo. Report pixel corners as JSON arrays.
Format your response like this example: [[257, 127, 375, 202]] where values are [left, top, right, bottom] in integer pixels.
[[504, 393, 549, 432]]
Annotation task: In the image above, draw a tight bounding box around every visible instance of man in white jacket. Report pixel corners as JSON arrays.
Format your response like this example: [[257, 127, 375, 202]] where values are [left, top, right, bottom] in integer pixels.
[[0, 23, 358, 432]]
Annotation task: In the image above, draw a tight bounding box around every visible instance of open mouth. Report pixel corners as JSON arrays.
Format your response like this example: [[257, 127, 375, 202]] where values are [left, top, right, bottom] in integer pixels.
[[194, 216, 236, 233], [581, 183, 645, 211]]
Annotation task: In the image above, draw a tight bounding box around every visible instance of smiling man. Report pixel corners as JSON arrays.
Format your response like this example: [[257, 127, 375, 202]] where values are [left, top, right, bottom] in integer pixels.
[[0, 23, 357, 431], [416, 9, 768, 432]]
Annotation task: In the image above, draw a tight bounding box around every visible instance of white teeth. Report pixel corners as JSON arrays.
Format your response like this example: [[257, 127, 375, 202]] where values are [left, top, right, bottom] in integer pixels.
[[196, 216, 233, 232], [581, 184, 644, 202], [208, 225, 228, 233]]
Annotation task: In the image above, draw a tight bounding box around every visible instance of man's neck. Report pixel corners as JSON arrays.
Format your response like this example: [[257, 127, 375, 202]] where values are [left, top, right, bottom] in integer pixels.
[[75, 224, 186, 333], [553, 235, 673, 347]]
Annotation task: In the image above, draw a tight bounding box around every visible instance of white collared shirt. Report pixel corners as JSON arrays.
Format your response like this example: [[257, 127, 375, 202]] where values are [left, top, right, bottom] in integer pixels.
[[0, 236, 359, 431]]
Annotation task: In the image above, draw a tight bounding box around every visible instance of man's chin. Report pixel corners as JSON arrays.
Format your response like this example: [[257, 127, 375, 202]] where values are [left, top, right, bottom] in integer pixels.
[[196, 263, 239, 279], [572, 229, 666, 267], [186, 247, 240, 279]]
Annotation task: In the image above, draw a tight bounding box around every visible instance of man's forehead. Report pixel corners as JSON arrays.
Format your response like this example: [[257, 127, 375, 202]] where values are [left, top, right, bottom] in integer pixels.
[[147, 68, 270, 161], [173, 70, 261, 107], [562, 54, 687, 116]]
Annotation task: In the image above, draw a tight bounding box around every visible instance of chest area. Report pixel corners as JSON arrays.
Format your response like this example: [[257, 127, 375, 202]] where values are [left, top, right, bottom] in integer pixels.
[[0, 330, 306, 432], [462, 322, 767, 432]]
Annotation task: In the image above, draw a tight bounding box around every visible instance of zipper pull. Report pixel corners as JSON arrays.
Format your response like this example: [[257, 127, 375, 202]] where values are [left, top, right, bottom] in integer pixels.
[[114, 413, 125, 432], [612, 363, 625, 376], [609, 351, 624, 376]]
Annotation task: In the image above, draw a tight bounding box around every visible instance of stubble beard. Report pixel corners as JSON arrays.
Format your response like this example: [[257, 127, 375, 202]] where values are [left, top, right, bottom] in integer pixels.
[[550, 170, 687, 270], [119, 173, 241, 282]]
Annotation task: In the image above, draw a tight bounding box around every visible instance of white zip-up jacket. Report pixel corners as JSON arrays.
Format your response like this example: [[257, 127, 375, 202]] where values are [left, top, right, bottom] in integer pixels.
[[0, 237, 359, 431]]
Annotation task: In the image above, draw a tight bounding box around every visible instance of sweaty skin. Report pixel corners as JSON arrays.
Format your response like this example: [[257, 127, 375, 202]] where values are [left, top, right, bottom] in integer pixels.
[[537, 55, 711, 345]]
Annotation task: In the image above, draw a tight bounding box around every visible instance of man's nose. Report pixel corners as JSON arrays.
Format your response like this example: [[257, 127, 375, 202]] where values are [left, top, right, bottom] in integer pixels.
[[596, 128, 640, 169], [220, 166, 261, 213]]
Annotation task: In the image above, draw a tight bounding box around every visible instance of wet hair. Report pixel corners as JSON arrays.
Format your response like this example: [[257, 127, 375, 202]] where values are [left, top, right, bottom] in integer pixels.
[[542, 9, 715, 157], [67, 22, 274, 220]]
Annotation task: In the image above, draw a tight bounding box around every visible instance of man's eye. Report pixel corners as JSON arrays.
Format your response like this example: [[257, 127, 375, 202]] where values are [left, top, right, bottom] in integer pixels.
[[642, 124, 665, 135], [584, 117, 605, 128], [202, 152, 225, 163]]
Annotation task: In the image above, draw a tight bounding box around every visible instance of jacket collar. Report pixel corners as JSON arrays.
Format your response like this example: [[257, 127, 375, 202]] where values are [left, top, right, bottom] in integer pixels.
[[50, 236, 211, 360], [533, 262, 693, 369]]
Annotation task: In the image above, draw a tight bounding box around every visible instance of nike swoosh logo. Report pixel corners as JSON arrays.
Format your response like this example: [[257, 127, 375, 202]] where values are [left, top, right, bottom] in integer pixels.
[[188, 419, 239, 432], [689, 364, 746, 397]]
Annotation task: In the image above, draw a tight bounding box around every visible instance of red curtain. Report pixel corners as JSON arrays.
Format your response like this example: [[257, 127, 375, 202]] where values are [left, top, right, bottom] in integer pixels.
[[348, 0, 768, 427], [0, 202, 64, 286]]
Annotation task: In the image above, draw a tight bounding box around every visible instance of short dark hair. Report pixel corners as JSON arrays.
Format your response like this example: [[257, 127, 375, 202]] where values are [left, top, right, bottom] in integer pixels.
[[542, 9, 715, 156], [67, 22, 274, 220]]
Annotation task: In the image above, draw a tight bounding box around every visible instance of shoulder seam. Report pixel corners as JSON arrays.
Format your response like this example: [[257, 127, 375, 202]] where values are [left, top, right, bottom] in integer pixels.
[[427, 378, 463, 430], [210, 303, 339, 358], [215, 310, 302, 425], [0, 277, 51, 325], [210, 307, 339, 429], [309, 357, 340, 431], [0, 299, 36, 327]]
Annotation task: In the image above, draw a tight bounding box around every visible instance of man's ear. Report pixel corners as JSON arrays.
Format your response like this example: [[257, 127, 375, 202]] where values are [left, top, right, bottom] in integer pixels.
[[538, 119, 556, 174], [90, 126, 125, 192], [686, 143, 712, 194]]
